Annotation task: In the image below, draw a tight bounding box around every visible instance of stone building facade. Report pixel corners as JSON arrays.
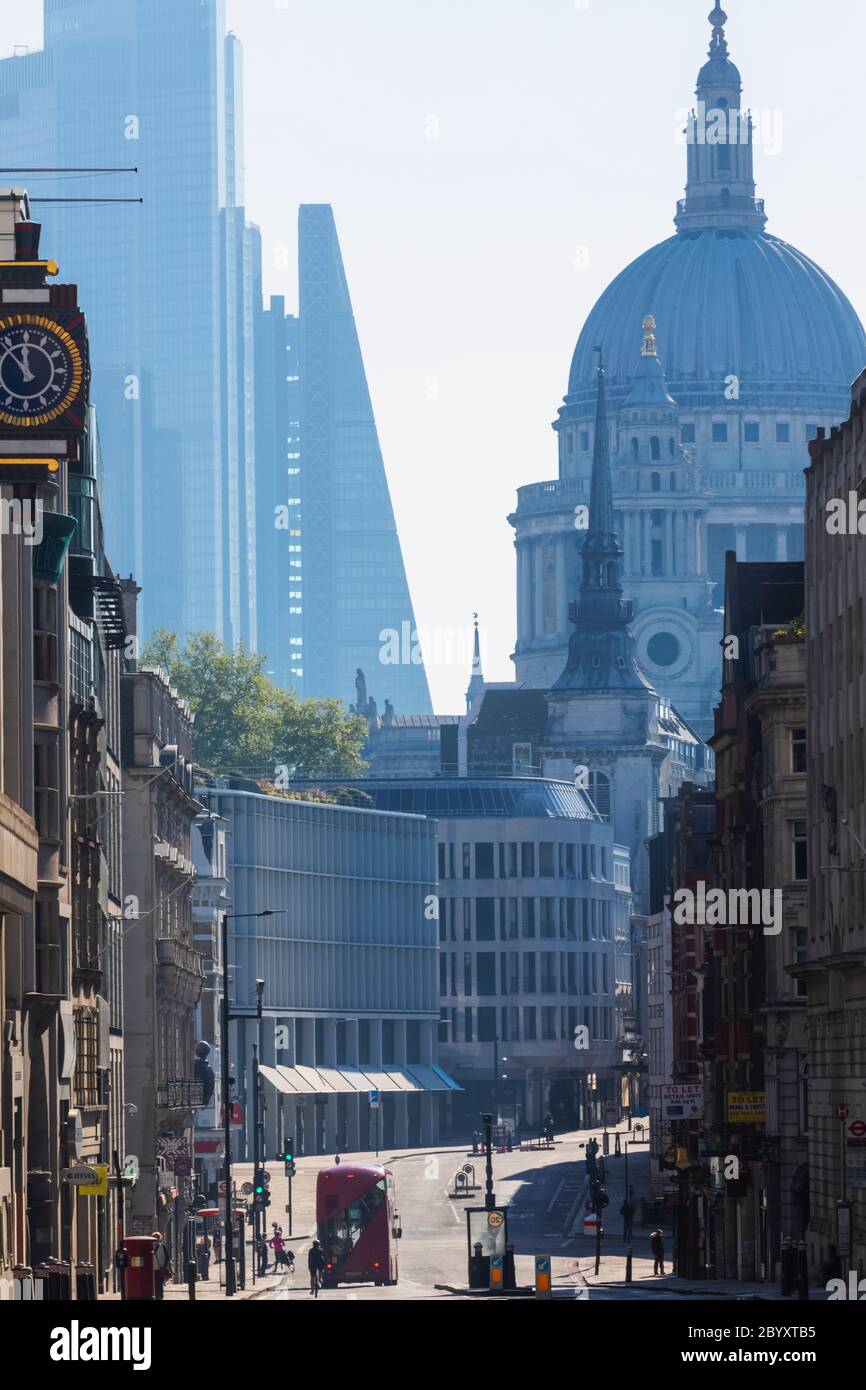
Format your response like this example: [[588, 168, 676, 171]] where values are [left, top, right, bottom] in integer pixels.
[[120, 584, 203, 1237], [802, 368, 866, 1277]]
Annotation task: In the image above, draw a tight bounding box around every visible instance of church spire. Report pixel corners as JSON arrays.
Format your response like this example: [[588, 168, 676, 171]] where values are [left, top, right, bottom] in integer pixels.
[[674, 5, 767, 233], [465, 612, 485, 713], [552, 355, 653, 693]]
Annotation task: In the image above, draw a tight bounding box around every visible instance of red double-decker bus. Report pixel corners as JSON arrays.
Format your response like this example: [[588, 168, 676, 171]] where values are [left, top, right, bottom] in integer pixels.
[[316, 1163, 401, 1287]]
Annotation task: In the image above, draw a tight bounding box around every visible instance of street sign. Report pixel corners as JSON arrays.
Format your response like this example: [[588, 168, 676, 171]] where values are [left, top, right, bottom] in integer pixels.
[[662, 1084, 704, 1121], [242, 1181, 254, 1195], [156, 1134, 189, 1161], [174, 1155, 192, 1177], [369, 1090, 380, 1109], [488, 1210, 504, 1229], [122, 1155, 140, 1182], [79, 1164, 109, 1198], [261, 1170, 271, 1186], [535, 1256, 552, 1300], [727, 1091, 766, 1125], [846, 1119, 866, 1188], [218, 1180, 227, 1196], [836, 1104, 850, 1121], [62, 1165, 100, 1186]]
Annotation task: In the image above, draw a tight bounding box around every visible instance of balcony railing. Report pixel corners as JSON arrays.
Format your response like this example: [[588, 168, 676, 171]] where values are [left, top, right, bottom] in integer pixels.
[[156, 936, 205, 977], [156, 1079, 205, 1110]]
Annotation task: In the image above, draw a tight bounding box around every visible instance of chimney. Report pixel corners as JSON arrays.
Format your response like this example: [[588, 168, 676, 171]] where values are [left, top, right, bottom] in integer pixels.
[[0, 189, 31, 261], [119, 576, 142, 667], [14, 221, 41, 260]]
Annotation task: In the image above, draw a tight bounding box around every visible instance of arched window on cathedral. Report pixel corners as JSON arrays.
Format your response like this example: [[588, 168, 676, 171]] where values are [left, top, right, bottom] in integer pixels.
[[631, 438, 639, 461], [650, 473, 661, 492], [650, 436, 661, 461], [669, 436, 676, 456], [670, 473, 676, 491], [587, 771, 611, 823]]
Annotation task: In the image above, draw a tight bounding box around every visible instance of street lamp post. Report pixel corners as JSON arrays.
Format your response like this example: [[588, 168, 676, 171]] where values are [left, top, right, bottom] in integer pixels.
[[251, 978, 265, 1285], [221, 911, 278, 1298]]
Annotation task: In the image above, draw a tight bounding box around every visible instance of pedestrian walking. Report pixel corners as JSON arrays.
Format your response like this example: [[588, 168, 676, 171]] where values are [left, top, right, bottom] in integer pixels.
[[268, 1229, 286, 1271], [542, 1111, 555, 1144], [151, 1231, 172, 1299], [195, 1234, 211, 1282], [308, 1238, 326, 1296], [651, 1228, 665, 1276], [256, 1233, 269, 1276], [620, 1195, 635, 1243]]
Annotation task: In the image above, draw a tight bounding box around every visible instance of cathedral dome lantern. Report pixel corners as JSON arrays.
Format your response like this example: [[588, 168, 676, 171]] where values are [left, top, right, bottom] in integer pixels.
[[559, 4, 865, 420]]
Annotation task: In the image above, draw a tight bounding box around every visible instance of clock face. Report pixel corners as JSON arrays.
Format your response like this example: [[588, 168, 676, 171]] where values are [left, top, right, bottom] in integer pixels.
[[0, 314, 84, 427]]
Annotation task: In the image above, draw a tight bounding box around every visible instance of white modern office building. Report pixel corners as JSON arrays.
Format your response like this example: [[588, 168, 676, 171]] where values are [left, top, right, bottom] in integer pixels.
[[295, 778, 633, 1135], [198, 782, 452, 1157]]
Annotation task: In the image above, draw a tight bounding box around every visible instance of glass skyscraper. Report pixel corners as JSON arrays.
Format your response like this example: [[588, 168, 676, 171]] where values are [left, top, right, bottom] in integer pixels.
[[296, 205, 432, 712], [255, 294, 302, 690], [0, 0, 256, 647]]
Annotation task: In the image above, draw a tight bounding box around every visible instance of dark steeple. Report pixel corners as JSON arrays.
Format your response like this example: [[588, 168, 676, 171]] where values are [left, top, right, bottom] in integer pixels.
[[465, 612, 485, 713], [552, 352, 653, 693]]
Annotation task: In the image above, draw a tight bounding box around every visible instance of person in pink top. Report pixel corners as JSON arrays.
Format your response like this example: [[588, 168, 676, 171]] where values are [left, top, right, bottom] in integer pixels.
[[267, 1229, 285, 1273]]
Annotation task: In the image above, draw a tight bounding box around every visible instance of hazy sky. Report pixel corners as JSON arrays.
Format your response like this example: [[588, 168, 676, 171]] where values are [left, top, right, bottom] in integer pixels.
[[5, 1, 865, 710]]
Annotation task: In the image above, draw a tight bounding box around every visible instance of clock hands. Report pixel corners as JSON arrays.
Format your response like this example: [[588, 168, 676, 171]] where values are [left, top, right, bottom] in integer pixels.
[[17, 346, 35, 383]]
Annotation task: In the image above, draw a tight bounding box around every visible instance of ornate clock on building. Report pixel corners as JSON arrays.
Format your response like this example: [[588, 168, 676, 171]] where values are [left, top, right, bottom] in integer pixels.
[[0, 314, 84, 427]]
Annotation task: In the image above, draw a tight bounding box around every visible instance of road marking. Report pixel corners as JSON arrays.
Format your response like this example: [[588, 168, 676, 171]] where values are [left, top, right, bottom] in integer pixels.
[[443, 1189, 462, 1222], [546, 1178, 565, 1212]]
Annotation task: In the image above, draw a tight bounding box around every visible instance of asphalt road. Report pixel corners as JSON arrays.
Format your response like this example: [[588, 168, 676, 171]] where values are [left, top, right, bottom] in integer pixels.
[[234, 1129, 648, 1301]]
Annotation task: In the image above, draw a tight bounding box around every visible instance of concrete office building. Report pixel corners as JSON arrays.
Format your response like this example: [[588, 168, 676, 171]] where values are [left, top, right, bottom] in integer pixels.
[[198, 783, 449, 1158]]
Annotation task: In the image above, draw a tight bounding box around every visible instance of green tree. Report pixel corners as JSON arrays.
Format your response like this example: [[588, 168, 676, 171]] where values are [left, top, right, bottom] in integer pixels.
[[140, 629, 368, 778]]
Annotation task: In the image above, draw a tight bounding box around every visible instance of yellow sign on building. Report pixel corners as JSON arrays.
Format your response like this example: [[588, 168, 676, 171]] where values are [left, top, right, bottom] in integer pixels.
[[727, 1091, 766, 1124], [79, 1164, 109, 1198]]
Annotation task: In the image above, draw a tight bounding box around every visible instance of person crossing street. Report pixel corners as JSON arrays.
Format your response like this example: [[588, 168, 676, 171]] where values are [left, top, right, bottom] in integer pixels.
[[308, 1238, 326, 1296]]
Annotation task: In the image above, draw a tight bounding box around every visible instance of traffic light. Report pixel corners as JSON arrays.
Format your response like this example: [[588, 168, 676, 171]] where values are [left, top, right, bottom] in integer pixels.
[[253, 1170, 270, 1209], [277, 1143, 296, 1179]]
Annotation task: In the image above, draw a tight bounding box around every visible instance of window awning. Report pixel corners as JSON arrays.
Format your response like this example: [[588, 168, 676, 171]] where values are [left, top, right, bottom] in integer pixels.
[[259, 1062, 461, 1096]]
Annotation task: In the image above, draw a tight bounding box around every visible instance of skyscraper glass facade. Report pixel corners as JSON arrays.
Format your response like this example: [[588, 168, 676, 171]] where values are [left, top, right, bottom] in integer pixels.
[[0, 0, 255, 647], [297, 205, 432, 712]]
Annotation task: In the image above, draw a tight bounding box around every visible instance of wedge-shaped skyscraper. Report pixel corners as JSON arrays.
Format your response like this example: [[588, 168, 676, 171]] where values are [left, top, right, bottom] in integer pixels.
[[297, 205, 431, 713]]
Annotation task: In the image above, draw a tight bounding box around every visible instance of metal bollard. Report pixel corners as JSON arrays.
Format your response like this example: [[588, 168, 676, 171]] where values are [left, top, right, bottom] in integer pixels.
[[780, 1239, 793, 1297], [602, 1130, 610, 1157], [796, 1242, 809, 1301], [625, 1247, 633, 1284], [187, 1259, 197, 1301], [614, 1132, 622, 1157]]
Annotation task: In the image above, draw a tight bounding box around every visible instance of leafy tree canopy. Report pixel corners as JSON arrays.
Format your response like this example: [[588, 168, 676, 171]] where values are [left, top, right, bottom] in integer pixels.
[[140, 629, 368, 780]]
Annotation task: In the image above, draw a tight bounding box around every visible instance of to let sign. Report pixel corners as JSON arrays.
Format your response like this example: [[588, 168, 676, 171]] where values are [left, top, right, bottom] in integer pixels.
[[662, 1084, 704, 1121], [727, 1091, 767, 1125]]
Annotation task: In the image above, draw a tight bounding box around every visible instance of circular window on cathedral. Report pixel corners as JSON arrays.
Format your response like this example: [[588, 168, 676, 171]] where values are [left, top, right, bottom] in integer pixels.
[[647, 631, 681, 667]]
